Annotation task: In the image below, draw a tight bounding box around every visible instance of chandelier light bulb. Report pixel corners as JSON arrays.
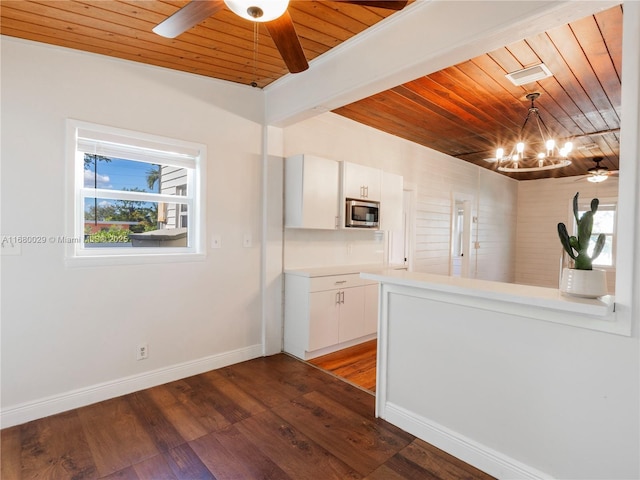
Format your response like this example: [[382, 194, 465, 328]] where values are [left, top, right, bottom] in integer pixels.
[[516, 142, 525, 154], [496, 148, 504, 160], [546, 139, 555, 152], [564, 141, 573, 153]]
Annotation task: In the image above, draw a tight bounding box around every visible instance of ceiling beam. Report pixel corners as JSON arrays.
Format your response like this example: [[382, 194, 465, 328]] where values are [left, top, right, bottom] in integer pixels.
[[264, 0, 620, 127]]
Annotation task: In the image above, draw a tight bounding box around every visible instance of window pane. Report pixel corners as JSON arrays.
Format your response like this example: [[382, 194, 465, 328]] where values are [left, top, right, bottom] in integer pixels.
[[590, 234, 613, 267], [576, 206, 616, 268], [84, 198, 188, 248], [592, 210, 615, 233], [84, 155, 164, 193], [578, 209, 615, 233]]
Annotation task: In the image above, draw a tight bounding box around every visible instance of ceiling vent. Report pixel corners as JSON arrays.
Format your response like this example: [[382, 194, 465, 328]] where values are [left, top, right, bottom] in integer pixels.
[[505, 63, 553, 86]]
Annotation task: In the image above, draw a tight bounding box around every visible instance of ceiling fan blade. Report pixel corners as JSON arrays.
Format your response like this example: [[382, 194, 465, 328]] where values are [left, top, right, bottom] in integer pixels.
[[153, 0, 225, 38], [265, 11, 309, 74], [334, 0, 409, 10]]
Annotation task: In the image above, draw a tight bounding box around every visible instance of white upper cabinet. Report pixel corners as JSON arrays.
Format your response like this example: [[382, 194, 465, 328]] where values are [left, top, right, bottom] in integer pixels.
[[342, 161, 381, 201], [380, 171, 403, 232], [285, 154, 339, 229]]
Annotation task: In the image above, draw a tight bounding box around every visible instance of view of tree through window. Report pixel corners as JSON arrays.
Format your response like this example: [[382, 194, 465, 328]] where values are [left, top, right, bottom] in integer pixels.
[[83, 156, 170, 246], [69, 120, 203, 259]]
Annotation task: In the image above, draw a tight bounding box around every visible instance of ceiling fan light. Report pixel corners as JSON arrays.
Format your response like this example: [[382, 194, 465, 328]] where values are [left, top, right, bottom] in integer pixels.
[[224, 0, 289, 22], [588, 174, 608, 183]]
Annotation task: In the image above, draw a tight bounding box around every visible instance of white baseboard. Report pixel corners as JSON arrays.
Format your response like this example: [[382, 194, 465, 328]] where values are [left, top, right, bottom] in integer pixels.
[[1, 344, 263, 429], [384, 402, 553, 480]]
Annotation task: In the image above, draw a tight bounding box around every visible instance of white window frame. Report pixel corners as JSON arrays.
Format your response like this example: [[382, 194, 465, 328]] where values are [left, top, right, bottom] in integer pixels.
[[571, 196, 617, 270], [176, 184, 188, 228], [66, 119, 206, 266]]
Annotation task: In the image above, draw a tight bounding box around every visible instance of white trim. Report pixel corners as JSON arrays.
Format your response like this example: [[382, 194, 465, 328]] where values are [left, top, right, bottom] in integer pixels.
[[384, 402, 553, 480], [365, 273, 626, 336], [0, 344, 262, 429], [65, 119, 207, 261]]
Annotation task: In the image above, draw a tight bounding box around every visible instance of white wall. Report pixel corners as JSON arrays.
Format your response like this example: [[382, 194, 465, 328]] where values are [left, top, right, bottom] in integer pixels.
[[0, 38, 265, 425], [516, 177, 619, 292], [283, 113, 518, 283], [381, 286, 638, 479]]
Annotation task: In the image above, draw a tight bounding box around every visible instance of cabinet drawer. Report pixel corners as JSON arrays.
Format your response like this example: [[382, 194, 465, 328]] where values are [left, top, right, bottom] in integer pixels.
[[309, 274, 365, 292]]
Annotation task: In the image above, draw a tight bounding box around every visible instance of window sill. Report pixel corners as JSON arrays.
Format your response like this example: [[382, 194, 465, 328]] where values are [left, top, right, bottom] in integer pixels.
[[65, 251, 206, 268]]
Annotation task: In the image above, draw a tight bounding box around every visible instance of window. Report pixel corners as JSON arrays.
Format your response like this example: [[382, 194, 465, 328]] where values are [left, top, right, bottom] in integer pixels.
[[575, 198, 617, 268], [175, 184, 188, 228], [67, 120, 206, 262]]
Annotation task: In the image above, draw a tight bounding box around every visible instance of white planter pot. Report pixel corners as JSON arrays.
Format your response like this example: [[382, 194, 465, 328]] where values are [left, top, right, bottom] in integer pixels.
[[560, 267, 608, 298]]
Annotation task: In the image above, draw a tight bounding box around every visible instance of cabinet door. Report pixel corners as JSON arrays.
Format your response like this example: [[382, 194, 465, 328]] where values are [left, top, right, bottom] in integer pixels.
[[363, 283, 379, 336], [308, 289, 340, 351], [285, 154, 339, 229], [338, 286, 365, 343], [342, 162, 381, 201]]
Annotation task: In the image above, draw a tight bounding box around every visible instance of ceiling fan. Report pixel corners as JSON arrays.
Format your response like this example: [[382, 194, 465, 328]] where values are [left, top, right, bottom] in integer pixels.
[[576, 157, 619, 183], [153, 0, 408, 74]]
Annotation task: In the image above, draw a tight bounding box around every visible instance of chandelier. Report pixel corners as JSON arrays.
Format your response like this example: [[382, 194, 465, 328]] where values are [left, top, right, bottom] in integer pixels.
[[495, 92, 573, 172]]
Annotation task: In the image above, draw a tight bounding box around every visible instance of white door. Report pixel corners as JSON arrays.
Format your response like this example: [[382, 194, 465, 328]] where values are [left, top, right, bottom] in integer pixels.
[[450, 196, 473, 278]]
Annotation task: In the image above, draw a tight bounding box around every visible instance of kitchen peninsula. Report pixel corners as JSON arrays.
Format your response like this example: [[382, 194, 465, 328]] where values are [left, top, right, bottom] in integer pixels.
[[360, 269, 629, 479]]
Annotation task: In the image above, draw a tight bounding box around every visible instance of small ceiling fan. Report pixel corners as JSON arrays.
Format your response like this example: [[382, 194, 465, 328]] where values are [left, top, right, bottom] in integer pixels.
[[153, 0, 409, 74], [576, 157, 619, 183]]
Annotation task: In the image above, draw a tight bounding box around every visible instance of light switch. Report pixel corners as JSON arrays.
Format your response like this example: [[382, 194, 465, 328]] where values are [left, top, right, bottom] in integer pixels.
[[243, 233, 252, 248]]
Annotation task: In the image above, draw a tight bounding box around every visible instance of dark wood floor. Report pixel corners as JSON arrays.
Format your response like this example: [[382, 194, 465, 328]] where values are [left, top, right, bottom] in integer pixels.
[[1, 354, 494, 479], [309, 339, 377, 392]]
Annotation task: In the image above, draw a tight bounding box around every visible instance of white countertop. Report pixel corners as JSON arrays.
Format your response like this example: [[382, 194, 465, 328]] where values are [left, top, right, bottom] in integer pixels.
[[285, 263, 407, 278], [360, 269, 615, 319]]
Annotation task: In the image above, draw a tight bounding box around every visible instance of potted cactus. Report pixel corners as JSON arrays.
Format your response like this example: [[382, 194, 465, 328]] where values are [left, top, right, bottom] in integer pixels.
[[557, 192, 608, 297]]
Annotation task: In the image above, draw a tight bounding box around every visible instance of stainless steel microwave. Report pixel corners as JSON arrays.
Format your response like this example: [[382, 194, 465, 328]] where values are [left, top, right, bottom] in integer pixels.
[[345, 199, 380, 228]]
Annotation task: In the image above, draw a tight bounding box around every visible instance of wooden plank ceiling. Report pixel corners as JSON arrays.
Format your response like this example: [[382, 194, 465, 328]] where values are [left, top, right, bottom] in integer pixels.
[[0, 2, 622, 180], [334, 5, 623, 180], [0, 0, 401, 88]]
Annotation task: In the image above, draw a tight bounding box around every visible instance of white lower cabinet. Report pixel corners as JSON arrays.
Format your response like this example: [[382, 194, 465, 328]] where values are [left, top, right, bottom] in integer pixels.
[[308, 289, 341, 351], [284, 272, 378, 360], [363, 283, 379, 336]]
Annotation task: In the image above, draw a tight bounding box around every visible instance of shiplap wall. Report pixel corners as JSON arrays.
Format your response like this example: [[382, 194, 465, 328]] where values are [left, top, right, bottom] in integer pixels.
[[476, 169, 519, 281], [284, 113, 518, 283], [515, 176, 619, 292]]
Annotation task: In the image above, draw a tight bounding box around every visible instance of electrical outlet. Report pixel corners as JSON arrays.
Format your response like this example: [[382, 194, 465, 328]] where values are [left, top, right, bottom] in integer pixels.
[[136, 343, 149, 361]]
